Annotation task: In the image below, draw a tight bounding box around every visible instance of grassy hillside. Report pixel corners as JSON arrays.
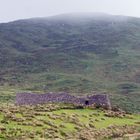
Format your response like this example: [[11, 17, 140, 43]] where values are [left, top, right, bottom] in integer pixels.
[[0, 13, 140, 112], [0, 103, 140, 139]]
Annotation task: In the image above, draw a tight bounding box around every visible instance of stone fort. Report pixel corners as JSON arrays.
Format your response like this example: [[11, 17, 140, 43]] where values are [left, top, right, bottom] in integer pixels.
[[16, 92, 111, 109]]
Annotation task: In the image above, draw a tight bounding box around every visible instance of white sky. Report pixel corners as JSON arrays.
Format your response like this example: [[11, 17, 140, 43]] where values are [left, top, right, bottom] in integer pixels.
[[0, 0, 140, 23]]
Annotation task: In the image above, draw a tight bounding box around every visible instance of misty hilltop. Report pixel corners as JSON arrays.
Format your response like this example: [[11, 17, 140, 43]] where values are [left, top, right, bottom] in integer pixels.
[[0, 13, 140, 112]]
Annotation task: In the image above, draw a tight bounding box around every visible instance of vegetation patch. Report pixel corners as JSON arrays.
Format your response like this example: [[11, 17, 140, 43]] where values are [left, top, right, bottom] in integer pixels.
[[0, 103, 139, 139]]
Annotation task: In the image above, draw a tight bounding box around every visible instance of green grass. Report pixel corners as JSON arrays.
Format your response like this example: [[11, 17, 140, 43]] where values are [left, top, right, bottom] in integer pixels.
[[0, 103, 140, 139], [52, 109, 140, 129], [1, 14, 140, 113], [2, 108, 139, 130]]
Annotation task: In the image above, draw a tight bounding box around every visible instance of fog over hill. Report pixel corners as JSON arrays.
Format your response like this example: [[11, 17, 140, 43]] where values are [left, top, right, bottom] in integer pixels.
[[0, 13, 140, 112], [7, 12, 131, 24]]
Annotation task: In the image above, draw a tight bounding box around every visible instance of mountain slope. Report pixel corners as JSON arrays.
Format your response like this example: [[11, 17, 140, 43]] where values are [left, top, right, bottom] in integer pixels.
[[0, 13, 140, 112]]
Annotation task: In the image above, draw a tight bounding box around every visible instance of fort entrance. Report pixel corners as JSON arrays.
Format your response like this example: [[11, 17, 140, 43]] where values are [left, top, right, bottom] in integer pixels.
[[85, 100, 89, 105]]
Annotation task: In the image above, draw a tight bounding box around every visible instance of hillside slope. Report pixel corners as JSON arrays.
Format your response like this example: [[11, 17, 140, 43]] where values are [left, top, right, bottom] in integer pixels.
[[0, 13, 140, 112], [0, 103, 140, 139]]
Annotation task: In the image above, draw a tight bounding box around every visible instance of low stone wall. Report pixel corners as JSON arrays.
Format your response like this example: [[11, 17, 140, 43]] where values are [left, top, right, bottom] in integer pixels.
[[16, 92, 111, 108]]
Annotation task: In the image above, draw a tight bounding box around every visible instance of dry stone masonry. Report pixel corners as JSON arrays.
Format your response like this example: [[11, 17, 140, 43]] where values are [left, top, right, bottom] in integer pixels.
[[16, 92, 111, 109]]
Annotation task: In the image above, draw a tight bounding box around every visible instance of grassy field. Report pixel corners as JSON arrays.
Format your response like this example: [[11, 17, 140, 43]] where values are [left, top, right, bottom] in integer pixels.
[[0, 104, 140, 139], [1, 14, 140, 113]]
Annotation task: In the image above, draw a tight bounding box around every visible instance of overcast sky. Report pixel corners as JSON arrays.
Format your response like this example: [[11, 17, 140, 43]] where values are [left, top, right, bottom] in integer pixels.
[[0, 0, 140, 23]]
